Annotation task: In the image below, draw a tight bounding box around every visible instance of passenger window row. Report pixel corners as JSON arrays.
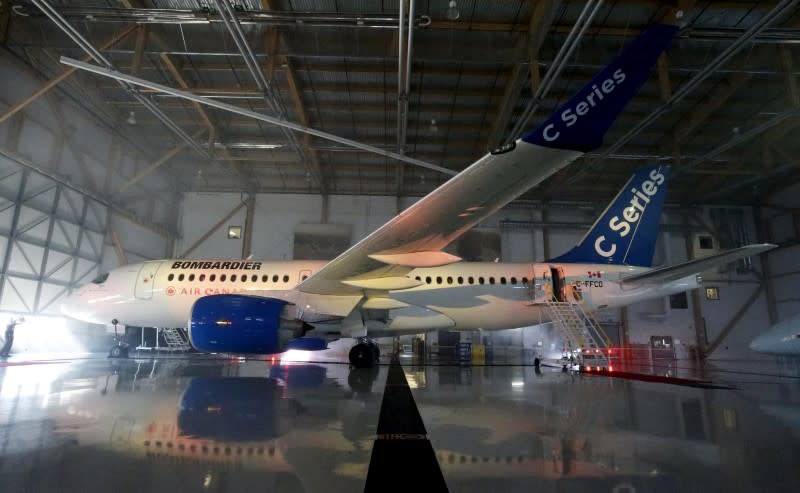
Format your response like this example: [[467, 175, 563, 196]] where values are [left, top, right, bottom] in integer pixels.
[[414, 275, 530, 286], [167, 273, 292, 283], [143, 440, 275, 458]]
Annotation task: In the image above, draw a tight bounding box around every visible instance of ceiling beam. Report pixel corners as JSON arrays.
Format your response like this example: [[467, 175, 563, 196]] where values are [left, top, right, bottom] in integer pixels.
[[0, 1, 12, 45], [261, 0, 326, 194], [130, 24, 149, 77], [0, 23, 138, 124], [160, 53, 215, 131], [119, 129, 206, 193], [283, 58, 326, 193], [486, 0, 561, 150]]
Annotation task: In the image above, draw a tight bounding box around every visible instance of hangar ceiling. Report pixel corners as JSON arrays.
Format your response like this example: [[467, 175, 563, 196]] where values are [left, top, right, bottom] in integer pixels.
[[3, 0, 800, 206]]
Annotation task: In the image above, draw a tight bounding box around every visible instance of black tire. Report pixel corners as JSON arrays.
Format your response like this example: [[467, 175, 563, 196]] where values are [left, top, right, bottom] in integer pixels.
[[109, 345, 128, 358], [349, 343, 375, 368], [368, 342, 380, 362]]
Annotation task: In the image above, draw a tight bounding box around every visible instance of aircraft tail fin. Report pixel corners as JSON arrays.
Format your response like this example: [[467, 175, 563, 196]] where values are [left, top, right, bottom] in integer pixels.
[[522, 23, 678, 152], [549, 165, 670, 267]]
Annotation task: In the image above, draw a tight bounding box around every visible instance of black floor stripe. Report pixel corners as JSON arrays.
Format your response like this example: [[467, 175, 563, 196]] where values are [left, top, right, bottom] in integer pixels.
[[364, 357, 449, 493]]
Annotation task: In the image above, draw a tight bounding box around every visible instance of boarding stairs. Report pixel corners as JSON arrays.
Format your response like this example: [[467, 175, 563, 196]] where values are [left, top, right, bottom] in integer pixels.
[[545, 296, 612, 369], [159, 327, 191, 352]]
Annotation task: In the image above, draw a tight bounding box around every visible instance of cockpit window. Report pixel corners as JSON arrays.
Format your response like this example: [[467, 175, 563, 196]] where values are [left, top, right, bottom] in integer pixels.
[[91, 272, 109, 284]]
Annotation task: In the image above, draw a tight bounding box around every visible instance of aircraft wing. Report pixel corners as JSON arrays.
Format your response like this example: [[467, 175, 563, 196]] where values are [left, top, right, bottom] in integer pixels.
[[618, 243, 777, 286], [296, 23, 679, 296]]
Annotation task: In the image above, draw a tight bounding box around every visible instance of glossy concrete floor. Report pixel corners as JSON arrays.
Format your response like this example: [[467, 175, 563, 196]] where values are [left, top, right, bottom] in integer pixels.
[[1, 353, 799, 493]]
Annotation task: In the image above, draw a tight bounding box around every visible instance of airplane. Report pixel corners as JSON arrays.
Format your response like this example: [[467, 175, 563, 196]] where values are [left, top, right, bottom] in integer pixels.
[[749, 313, 800, 355], [59, 23, 775, 367]]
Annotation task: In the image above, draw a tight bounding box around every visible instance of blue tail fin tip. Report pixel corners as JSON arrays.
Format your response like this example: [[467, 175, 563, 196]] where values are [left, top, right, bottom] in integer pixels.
[[522, 24, 679, 152], [549, 165, 671, 267]]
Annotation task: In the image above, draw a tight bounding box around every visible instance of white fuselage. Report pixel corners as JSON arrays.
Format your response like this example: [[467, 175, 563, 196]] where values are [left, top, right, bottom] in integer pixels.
[[61, 259, 699, 333]]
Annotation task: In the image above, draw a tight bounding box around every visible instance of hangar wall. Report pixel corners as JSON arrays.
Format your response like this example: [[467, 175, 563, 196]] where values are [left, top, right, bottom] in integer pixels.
[[763, 184, 800, 323], [179, 192, 774, 360], [0, 51, 174, 330]]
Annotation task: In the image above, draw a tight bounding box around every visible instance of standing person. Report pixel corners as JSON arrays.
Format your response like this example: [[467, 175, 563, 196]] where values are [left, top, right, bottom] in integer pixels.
[[0, 317, 23, 358]]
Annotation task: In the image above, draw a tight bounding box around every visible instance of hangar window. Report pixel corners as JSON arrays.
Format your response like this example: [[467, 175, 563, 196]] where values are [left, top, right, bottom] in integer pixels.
[[698, 235, 714, 250], [489, 277, 495, 284], [426, 276, 432, 284], [283, 275, 289, 282], [231, 274, 237, 282], [468, 276, 474, 284], [220, 274, 226, 282], [478, 277, 484, 284], [210, 274, 216, 282], [188, 274, 195, 281], [447, 276, 453, 284], [510, 277, 517, 285], [227, 225, 242, 239], [705, 287, 719, 300], [500, 277, 507, 285], [262, 275, 268, 282], [199, 274, 205, 282], [457, 276, 463, 284], [178, 274, 185, 281], [168, 274, 174, 281], [272, 275, 279, 282], [436, 276, 442, 284]]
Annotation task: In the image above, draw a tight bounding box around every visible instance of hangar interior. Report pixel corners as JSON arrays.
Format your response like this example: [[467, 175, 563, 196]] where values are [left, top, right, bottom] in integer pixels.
[[1, 1, 800, 492]]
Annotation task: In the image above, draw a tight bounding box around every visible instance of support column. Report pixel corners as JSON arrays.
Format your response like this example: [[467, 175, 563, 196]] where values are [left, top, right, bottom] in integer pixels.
[[541, 208, 551, 260], [241, 193, 255, 259], [754, 206, 778, 324], [321, 194, 329, 224], [685, 214, 706, 359]]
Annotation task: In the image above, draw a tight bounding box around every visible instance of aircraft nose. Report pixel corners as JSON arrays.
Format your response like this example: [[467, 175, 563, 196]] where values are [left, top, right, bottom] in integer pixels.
[[749, 332, 774, 354], [749, 335, 765, 352]]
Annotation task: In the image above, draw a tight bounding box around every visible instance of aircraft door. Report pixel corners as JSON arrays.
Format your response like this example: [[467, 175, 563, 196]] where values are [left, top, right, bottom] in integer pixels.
[[550, 266, 567, 302], [135, 261, 162, 300]]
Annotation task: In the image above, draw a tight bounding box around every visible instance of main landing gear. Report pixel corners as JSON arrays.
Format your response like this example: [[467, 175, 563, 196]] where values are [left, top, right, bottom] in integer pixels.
[[349, 338, 379, 368]]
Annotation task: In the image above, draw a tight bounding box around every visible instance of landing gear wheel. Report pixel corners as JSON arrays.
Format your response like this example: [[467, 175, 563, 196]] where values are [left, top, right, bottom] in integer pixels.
[[349, 343, 376, 368], [367, 341, 380, 362], [109, 344, 128, 358]]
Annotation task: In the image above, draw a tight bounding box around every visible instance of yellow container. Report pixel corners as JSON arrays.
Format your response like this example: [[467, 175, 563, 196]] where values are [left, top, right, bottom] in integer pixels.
[[471, 343, 486, 365]]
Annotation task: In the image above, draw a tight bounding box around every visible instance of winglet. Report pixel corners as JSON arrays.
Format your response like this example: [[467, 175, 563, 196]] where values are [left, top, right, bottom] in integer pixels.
[[522, 24, 678, 152], [549, 165, 670, 267]]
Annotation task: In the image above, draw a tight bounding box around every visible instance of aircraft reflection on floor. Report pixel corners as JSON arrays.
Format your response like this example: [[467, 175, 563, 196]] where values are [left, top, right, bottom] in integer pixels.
[[2, 358, 800, 492]]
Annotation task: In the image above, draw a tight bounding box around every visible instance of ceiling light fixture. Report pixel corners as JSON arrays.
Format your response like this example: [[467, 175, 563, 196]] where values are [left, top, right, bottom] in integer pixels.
[[429, 118, 439, 133], [446, 0, 460, 20], [215, 142, 284, 150], [126, 110, 136, 125]]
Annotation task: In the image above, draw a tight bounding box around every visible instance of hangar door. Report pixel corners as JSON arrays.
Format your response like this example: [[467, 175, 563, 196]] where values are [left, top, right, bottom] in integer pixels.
[[135, 261, 162, 300]]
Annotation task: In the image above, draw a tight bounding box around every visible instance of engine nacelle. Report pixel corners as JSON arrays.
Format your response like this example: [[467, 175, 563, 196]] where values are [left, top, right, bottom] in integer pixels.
[[188, 294, 304, 354]]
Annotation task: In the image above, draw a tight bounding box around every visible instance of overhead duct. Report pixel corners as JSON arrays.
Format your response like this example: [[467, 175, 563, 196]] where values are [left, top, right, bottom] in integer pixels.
[[60, 57, 457, 177], [15, 5, 432, 28]]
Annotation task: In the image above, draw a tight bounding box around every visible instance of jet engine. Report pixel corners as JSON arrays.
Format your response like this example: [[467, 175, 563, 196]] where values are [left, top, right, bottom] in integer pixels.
[[188, 294, 308, 354]]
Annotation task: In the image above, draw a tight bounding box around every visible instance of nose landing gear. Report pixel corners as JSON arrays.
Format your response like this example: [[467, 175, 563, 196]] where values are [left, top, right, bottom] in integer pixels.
[[108, 319, 129, 359], [349, 338, 380, 368]]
